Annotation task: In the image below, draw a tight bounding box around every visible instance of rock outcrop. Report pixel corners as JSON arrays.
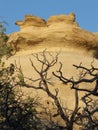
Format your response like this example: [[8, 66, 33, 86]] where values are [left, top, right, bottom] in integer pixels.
[[47, 13, 78, 26], [5, 13, 98, 130], [15, 15, 47, 29], [7, 13, 98, 58]]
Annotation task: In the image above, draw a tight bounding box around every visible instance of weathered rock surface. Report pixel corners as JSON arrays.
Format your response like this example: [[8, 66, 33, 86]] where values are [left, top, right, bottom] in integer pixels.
[[5, 13, 98, 129], [7, 13, 98, 58], [15, 15, 47, 29], [47, 13, 78, 26]]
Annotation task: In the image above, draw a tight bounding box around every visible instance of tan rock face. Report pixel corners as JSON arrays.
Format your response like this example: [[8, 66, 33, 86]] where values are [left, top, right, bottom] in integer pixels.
[[7, 13, 98, 58], [47, 13, 78, 26], [5, 14, 98, 128], [15, 15, 47, 29]]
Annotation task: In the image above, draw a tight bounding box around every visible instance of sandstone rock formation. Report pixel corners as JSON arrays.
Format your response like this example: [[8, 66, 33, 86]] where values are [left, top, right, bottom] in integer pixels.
[[47, 13, 78, 26], [15, 15, 47, 29], [5, 13, 98, 129], [7, 13, 98, 58]]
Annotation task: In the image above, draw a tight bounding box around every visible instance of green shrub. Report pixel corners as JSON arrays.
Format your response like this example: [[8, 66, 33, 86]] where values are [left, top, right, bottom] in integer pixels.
[[0, 22, 12, 58], [0, 60, 42, 130]]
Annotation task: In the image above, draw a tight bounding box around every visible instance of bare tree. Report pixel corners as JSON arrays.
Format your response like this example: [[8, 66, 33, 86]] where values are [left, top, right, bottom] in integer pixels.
[[19, 50, 98, 129], [22, 50, 86, 130], [53, 61, 98, 129]]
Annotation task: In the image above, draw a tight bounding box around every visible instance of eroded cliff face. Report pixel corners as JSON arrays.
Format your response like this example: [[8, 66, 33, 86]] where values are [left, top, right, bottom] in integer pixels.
[[5, 14, 98, 129], [7, 13, 98, 58]]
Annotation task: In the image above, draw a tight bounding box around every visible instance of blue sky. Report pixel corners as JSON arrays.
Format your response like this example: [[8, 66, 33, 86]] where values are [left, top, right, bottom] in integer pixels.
[[0, 0, 98, 34]]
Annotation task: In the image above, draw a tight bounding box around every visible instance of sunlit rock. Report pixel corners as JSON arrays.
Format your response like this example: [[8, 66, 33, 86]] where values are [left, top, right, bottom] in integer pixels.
[[7, 13, 98, 58]]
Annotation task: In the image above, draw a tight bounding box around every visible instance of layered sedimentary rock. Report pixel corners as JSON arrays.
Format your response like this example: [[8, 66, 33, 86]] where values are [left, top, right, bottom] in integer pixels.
[[47, 13, 78, 26], [7, 13, 98, 58], [5, 13, 98, 129], [15, 15, 47, 29]]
